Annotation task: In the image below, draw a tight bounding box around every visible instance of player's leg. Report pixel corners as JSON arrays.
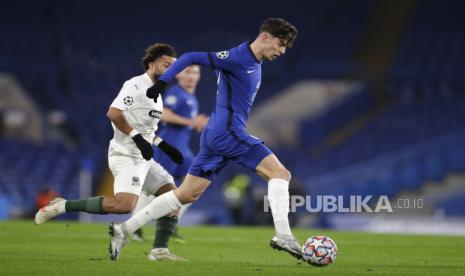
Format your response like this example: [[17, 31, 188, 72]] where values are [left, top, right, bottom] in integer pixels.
[[177, 194, 191, 220], [108, 144, 225, 260], [170, 153, 194, 242], [103, 155, 149, 214], [34, 152, 143, 224], [108, 173, 210, 260], [147, 183, 186, 261], [173, 186, 191, 243], [255, 153, 302, 259], [131, 192, 153, 241], [255, 154, 292, 235], [237, 143, 301, 260], [124, 173, 210, 234], [132, 153, 193, 242], [140, 161, 185, 260], [34, 191, 139, 224], [101, 193, 139, 213], [123, 150, 219, 235]]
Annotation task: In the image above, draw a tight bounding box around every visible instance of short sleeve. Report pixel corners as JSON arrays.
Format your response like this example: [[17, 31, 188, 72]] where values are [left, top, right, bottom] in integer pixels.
[[163, 92, 180, 111], [110, 82, 138, 111]]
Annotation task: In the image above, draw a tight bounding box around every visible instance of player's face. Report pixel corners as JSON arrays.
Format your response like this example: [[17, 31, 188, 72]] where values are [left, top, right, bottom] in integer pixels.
[[151, 55, 176, 78], [262, 34, 287, 61], [177, 65, 201, 92]]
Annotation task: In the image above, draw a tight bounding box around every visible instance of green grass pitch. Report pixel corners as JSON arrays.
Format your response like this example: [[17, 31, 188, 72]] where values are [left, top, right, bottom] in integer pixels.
[[1, 220, 465, 275]]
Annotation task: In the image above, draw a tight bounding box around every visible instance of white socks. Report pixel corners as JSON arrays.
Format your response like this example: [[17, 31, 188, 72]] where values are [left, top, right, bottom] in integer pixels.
[[268, 178, 292, 237], [124, 180, 291, 236], [57, 200, 66, 214], [178, 202, 192, 220], [124, 190, 182, 234], [132, 193, 190, 224], [132, 192, 154, 221]]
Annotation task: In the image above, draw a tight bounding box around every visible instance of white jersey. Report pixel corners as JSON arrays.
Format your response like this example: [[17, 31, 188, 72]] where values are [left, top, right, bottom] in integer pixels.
[[108, 73, 163, 159]]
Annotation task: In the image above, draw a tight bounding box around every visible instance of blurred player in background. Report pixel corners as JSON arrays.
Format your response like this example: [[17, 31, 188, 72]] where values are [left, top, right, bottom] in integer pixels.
[[35, 43, 186, 261], [157, 65, 209, 180], [109, 18, 300, 262], [132, 64, 208, 242]]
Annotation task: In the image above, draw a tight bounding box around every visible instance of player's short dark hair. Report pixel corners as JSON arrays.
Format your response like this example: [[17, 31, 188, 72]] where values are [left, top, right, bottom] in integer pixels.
[[142, 43, 177, 70], [260, 17, 298, 48]]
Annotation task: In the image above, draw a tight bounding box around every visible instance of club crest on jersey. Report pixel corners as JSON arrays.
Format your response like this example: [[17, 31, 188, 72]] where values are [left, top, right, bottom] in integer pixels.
[[165, 95, 177, 105], [216, 51, 229, 59], [149, 110, 162, 118], [123, 96, 134, 106]]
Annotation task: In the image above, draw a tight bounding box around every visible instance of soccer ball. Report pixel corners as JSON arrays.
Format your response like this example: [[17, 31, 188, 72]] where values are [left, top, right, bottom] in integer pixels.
[[301, 236, 338, 266]]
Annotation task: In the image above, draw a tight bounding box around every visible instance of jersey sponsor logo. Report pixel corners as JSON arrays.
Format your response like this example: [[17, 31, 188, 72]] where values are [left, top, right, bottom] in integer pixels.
[[148, 110, 162, 118], [131, 176, 140, 187], [123, 96, 134, 106], [216, 50, 229, 59]]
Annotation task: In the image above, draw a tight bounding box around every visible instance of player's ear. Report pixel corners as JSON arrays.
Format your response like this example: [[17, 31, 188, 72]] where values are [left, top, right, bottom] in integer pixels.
[[260, 32, 269, 43]]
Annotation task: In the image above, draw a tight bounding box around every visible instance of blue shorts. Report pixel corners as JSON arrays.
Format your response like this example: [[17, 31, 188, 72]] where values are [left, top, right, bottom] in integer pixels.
[[188, 128, 273, 181], [154, 147, 194, 178]]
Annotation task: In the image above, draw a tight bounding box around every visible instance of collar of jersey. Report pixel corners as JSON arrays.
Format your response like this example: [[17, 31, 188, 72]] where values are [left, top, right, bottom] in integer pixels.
[[245, 41, 261, 64], [143, 73, 154, 85]]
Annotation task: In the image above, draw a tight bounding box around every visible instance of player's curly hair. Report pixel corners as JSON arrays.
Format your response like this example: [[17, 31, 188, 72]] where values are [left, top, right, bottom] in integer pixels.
[[260, 17, 298, 48], [142, 43, 177, 70]]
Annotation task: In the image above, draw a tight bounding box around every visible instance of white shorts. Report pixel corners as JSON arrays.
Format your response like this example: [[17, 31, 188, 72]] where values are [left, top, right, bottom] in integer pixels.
[[108, 155, 174, 196]]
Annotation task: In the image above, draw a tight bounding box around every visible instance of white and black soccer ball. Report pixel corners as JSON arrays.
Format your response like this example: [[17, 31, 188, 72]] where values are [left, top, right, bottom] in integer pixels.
[[302, 236, 338, 266]]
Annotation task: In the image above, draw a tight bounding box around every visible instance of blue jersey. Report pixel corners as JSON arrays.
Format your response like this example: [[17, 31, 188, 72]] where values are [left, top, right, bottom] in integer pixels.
[[159, 42, 272, 181], [160, 42, 261, 132], [157, 84, 199, 148], [154, 84, 198, 178]]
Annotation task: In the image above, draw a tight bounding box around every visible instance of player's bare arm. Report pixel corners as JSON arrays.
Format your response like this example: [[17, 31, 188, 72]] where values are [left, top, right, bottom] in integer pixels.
[[106, 107, 133, 135], [161, 107, 208, 131], [107, 106, 153, 160], [161, 107, 195, 127]]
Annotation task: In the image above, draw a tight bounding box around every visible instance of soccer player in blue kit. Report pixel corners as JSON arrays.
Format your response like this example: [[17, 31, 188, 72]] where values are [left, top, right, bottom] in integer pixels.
[[109, 18, 300, 261], [155, 65, 209, 182]]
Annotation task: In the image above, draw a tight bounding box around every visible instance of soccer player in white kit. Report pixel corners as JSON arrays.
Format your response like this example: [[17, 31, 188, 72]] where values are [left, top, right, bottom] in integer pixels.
[[35, 43, 186, 261]]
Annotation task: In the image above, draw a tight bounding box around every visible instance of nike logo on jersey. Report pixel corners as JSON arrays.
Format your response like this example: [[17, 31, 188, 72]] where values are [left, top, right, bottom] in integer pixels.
[[247, 70, 255, 74]]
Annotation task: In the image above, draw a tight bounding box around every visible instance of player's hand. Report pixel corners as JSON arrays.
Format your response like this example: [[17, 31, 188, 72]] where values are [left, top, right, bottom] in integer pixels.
[[132, 134, 154, 160], [146, 79, 168, 102], [193, 114, 209, 133], [158, 141, 184, 164]]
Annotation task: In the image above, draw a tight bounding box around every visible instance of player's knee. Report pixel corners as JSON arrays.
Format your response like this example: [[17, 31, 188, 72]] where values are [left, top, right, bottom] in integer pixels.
[[176, 189, 201, 205], [154, 183, 176, 197], [270, 166, 291, 182], [113, 200, 134, 214], [179, 194, 199, 205], [285, 168, 292, 181]]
